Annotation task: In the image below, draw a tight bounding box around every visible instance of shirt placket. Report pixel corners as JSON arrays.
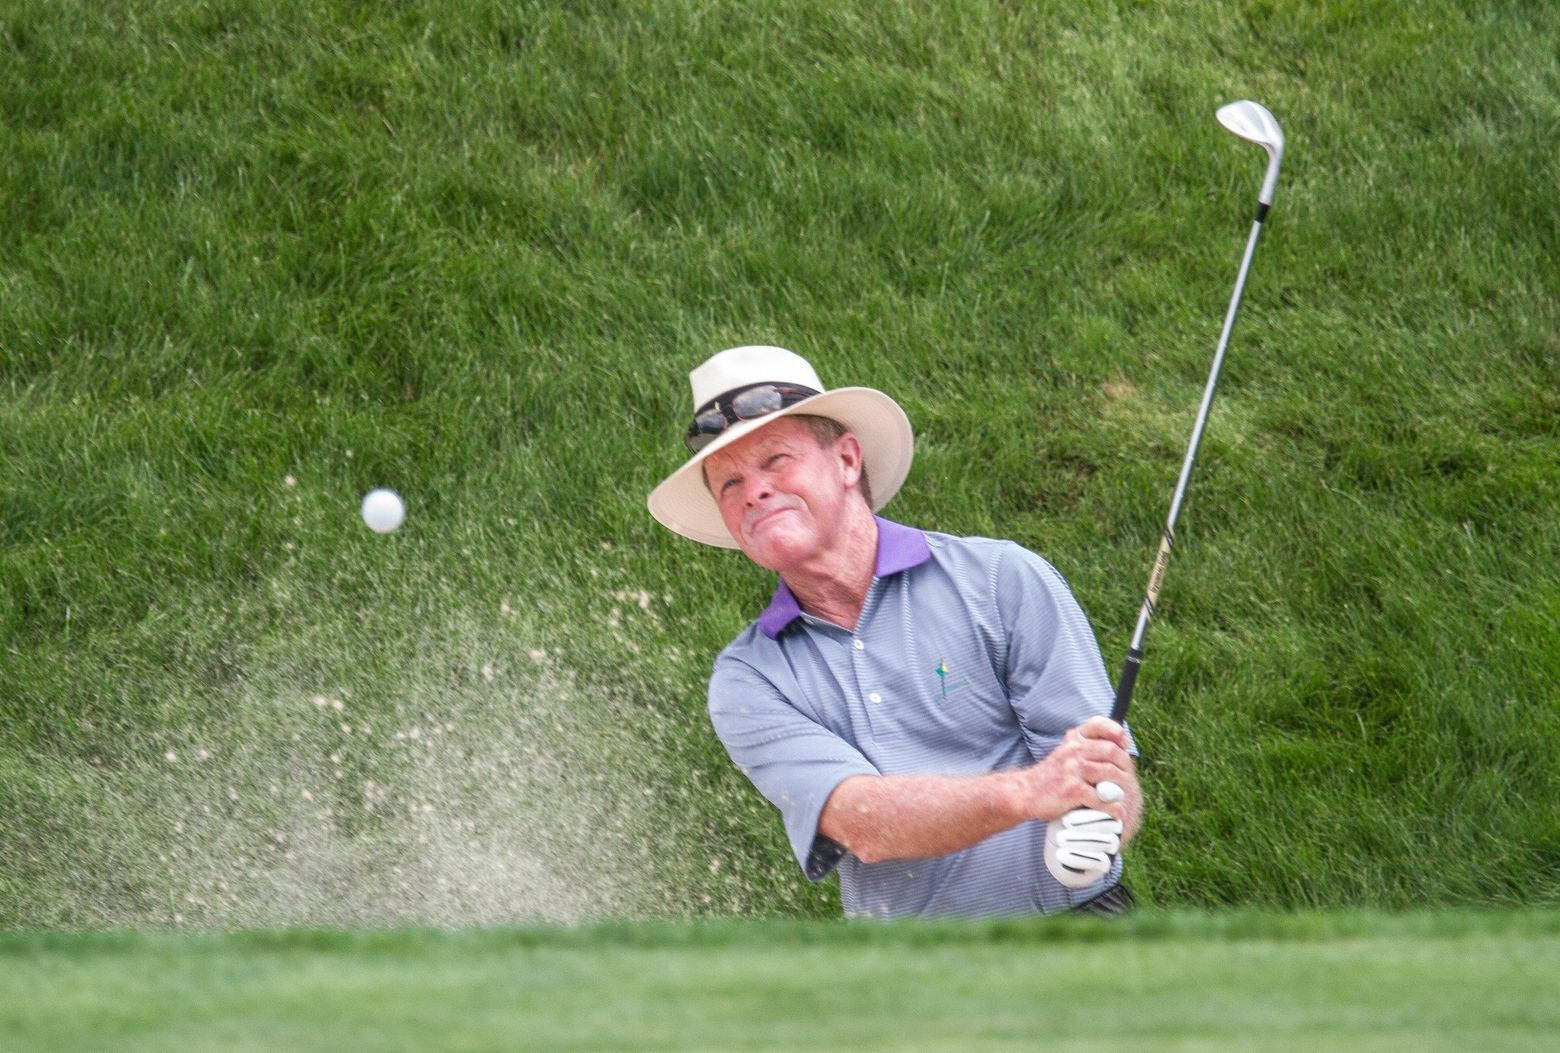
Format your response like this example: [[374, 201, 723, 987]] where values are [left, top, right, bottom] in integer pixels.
[[850, 578, 892, 742]]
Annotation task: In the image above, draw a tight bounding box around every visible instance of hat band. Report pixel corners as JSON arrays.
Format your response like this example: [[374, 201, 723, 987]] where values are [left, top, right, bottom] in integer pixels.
[[685, 381, 821, 453]]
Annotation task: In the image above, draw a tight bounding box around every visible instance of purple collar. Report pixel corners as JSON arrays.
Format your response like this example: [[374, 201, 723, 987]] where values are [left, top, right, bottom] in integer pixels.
[[756, 517, 931, 639]]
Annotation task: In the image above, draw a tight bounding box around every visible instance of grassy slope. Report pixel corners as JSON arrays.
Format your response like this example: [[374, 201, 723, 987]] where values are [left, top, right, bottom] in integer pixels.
[[3, 911, 1559, 1049], [1, 0, 1557, 923]]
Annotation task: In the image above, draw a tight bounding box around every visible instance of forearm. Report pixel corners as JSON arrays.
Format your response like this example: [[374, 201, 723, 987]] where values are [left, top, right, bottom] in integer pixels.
[[819, 718, 1140, 864], [818, 771, 1027, 864]]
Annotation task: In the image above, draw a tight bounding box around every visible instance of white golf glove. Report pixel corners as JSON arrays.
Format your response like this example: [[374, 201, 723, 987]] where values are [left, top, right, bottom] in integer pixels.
[[1044, 808, 1123, 889]]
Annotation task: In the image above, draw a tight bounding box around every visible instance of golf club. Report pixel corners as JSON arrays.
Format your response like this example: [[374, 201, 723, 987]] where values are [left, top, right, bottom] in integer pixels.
[[1047, 99, 1285, 889]]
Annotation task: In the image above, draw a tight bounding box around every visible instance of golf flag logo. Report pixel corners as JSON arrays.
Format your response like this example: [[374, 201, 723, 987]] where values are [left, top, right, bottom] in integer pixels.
[[935, 659, 949, 699]]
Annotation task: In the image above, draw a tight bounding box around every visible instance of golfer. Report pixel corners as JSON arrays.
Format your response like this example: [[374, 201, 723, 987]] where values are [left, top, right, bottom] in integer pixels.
[[649, 346, 1142, 918]]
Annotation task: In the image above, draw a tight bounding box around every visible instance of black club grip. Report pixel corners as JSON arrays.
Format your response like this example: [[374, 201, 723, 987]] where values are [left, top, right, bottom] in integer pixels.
[[1111, 648, 1143, 723]]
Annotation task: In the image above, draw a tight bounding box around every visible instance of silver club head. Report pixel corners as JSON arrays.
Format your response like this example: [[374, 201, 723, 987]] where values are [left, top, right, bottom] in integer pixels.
[[1217, 100, 1284, 207]]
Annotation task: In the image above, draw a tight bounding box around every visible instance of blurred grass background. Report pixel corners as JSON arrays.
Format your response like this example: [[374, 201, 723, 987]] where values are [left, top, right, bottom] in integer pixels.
[[1, 0, 1556, 925]]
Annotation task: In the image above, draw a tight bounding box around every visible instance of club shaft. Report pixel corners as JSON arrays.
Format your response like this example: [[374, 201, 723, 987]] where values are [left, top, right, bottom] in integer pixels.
[[1111, 213, 1267, 723]]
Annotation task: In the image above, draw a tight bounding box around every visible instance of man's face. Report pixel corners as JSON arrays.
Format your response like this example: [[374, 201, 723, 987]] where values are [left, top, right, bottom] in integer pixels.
[[702, 417, 863, 572]]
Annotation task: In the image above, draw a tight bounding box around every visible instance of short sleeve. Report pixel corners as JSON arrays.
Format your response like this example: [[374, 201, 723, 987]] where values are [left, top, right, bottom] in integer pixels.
[[993, 544, 1133, 761], [708, 655, 880, 879]]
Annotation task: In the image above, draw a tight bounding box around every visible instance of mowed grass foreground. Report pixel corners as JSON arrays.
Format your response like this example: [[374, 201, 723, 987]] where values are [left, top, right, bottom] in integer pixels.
[[4, 911, 1558, 1050]]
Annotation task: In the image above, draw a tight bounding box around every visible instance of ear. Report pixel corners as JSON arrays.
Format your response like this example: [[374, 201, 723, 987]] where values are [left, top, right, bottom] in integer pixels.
[[834, 431, 864, 490]]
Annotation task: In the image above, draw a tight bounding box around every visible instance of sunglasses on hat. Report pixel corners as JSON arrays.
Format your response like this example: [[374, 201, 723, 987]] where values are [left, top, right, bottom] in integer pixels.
[[684, 383, 820, 453]]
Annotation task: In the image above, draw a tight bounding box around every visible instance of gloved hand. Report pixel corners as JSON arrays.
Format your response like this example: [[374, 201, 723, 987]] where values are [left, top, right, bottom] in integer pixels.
[[1044, 808, 1123, 889]]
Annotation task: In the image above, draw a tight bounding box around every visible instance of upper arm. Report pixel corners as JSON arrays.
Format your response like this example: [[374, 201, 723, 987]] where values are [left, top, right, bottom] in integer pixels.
[[708, 656, 879, 877], [993, 545, 1124, 758]]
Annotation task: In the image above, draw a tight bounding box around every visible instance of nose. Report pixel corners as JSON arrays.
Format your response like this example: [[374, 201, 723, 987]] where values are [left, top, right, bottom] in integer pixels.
[[742, 473, 775, 507]]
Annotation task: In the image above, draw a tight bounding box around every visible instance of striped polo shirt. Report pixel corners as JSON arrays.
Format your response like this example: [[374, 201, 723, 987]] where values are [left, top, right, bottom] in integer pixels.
[[708, 516, 1130, 919]]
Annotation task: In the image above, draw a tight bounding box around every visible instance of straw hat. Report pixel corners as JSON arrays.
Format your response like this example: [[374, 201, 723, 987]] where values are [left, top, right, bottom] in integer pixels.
[[647, 345, 914, 548]]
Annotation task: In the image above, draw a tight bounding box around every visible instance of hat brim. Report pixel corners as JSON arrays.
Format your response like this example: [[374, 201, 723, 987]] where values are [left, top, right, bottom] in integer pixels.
[[646, 387, 914, 548]]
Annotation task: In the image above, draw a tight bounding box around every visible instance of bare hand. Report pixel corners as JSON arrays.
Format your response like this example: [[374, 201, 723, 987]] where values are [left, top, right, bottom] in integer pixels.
[[1015, 716, 1139, 834]]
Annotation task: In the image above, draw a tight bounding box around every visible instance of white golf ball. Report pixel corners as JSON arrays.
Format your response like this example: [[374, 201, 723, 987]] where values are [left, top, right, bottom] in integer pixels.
[[1096, 780, 1125, 804], [361, 488, 405, 533]]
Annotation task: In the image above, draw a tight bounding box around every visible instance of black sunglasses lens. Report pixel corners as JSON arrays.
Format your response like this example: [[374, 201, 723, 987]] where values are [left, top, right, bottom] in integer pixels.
[[731, 385, 783, 419], [683, 383, 813, 454], [684, 409, 726, 453], [692, 408, 727, 434]]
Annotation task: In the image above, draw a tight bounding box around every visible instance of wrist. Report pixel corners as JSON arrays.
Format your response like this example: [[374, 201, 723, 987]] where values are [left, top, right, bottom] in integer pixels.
[[993, 768, 1035, 825]]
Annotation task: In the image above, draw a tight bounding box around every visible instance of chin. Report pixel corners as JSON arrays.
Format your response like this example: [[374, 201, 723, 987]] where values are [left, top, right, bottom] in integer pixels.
[[744, 529, 814, 572]]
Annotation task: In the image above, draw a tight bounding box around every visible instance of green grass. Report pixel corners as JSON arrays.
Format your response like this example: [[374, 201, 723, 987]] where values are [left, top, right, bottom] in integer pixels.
[[1, 0, 1558, 927], [3, 911, 1558, 1049]]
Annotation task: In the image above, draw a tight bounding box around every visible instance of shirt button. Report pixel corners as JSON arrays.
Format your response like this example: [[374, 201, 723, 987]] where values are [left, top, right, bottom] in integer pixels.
[[868, 692, 882, 704], [853, 639, 865, 651]]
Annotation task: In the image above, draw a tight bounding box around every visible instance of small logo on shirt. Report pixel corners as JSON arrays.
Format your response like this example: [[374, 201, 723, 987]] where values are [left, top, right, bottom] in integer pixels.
[[934, 659, 969, 701]]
